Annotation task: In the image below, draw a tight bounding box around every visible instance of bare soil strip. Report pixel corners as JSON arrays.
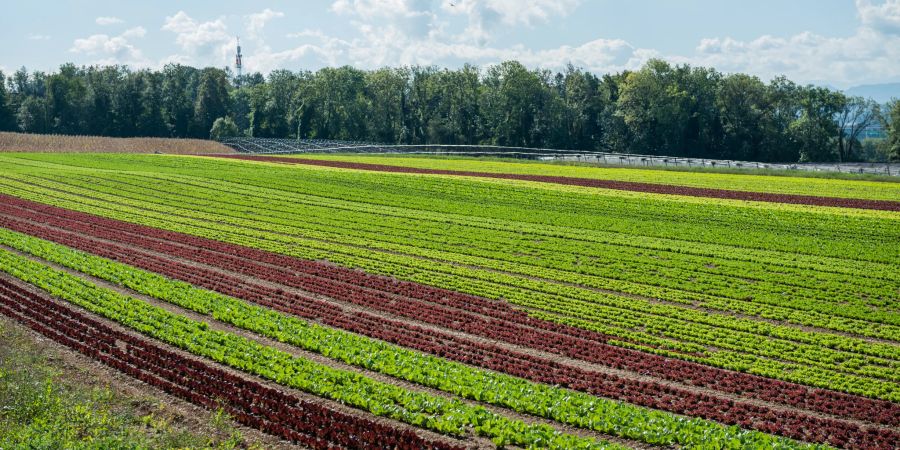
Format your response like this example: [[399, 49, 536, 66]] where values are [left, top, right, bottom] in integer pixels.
[[209, 154, 900, 211]]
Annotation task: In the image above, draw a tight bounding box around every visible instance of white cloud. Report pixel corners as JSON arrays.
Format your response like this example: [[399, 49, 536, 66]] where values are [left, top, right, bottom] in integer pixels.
[[305, 0, 592, 70], [26, 33, 51, 41], [162, 11, 232, 64], [269, 27, 650, 75], [247, 8, 284, 40], [442, 0, 581, 44], [96, 16, 124, 26], [70, 26, 148, 66], [683, 1, 900, 87], [139, 0, 899, 88], [856, 0, 900, 35], [332, 0, 440, 39], [121, 26, 147, 39]]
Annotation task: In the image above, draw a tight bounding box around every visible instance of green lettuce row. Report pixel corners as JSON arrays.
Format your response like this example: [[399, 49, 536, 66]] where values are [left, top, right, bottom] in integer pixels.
[[4, 153, 898, 267], [0, 246, 623, 450], [5, 176, 898, 381], [67, 171, 899, 326], [288, 154, 900, 202], [0, 226, 824, 449], [3, 154, 896, 281], [1, 180, 897, 402]]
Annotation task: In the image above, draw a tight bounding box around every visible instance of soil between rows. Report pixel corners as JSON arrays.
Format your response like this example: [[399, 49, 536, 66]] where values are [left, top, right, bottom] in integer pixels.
[[45, 231, 893, 430], [61, 171, 898, 344], [0, 196, 896, 418], [0, 314, 298, 450]]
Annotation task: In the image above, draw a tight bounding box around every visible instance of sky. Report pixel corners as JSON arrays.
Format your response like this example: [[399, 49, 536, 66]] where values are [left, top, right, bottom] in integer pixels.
[[2, 0, 899, 88]]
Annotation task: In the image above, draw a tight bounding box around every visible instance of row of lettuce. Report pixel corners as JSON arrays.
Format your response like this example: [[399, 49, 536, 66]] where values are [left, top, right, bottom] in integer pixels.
[[0, 168, 897, 402], [0, 276, 460, 450], [2, 193, 895, 433], [63, 170, 898, 324], [286, 154, 900, 202], [0, 227, 828, 449]]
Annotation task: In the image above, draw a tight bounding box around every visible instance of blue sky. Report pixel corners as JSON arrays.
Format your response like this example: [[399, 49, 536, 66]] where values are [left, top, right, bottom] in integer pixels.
[[2, 1, 899, 88]]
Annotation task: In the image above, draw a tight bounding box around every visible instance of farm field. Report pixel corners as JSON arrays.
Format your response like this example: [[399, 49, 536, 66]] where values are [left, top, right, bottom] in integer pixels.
[[281, 154, 900, 201], [0, 152, 898, 449]]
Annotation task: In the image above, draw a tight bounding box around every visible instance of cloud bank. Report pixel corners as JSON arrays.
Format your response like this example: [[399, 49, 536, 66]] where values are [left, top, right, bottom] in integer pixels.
[[63, 1, 900, 87]]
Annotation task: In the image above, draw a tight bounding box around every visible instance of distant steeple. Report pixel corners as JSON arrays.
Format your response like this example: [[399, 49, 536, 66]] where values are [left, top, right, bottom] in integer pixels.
[[235, 37, 243, 85]]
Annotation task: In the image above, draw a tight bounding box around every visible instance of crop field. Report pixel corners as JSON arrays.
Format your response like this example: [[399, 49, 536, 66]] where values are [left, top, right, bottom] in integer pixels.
[[0, 132, 235, 154], [0, 152, 898, 449]]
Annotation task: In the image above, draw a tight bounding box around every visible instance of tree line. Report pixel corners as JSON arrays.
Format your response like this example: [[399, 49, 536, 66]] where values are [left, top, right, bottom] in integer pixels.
[[0, 59, 897, 162]]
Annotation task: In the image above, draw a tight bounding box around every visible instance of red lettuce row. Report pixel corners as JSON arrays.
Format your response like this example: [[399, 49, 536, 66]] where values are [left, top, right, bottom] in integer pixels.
[[207, 155, 900, 211], [0, 194, 895, 429], [0, 277, 461, 450], [0, 201, 898, 448]]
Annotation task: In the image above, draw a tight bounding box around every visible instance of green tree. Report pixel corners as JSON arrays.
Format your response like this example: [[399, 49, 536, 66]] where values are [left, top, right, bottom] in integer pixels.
[[364, 67, 409, 143], [46, 64, 88, 134], [249, 70, 303, 138], [791, 86, 842, 162], [193, 68, 231, 138], [230, 87, 252, 135], [557, 66, 608, 151], [835, 96, 879, 162], [480, 61, 549, 147], [135, 70, 169, 137], [162, 64, 200, 137], [885, 99, 900, 162], [617, 59, 688, 155], [0, 71, 15, 131], [760, 76, 801, 162], [209, 116, 240, 140], [716, 73, 769, 161], [16, 96, 49, 133]]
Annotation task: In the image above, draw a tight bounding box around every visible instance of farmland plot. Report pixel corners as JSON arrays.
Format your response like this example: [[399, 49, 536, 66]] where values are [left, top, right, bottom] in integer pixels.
[[0, 152, 897, 449]]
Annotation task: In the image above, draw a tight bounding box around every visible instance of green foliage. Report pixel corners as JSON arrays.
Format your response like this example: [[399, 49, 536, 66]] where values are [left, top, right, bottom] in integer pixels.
[[193, 68, 231, 138], [885, 99, 900, 161], [0, 71, 15, 131], [0, 246, 627, 450], [0, 319, 250, 449], [209, 116, 239, 140], [0, 226, 821, 449], [0, 153, 896, 405], [3, 60, 886, 162]]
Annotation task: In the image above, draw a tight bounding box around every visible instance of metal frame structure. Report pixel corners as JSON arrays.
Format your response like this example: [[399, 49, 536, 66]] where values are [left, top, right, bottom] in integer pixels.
[[219, 138, 897, 176]]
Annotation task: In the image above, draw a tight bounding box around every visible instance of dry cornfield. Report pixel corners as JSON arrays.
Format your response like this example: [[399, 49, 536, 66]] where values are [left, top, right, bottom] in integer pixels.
[[0, 132, 234, 154]]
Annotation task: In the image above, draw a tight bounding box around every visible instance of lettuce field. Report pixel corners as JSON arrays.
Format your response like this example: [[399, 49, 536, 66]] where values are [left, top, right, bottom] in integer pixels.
[[0, 152, 897, 449]]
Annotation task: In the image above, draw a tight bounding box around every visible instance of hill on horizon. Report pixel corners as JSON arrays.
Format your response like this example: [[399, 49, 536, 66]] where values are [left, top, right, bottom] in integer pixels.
[[845, 83, 900, 104]]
